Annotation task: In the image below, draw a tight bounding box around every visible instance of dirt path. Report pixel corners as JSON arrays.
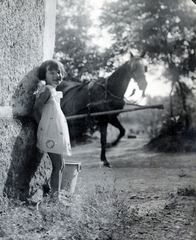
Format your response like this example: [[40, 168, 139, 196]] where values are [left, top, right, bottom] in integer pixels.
[[67, 136, 196, 239]]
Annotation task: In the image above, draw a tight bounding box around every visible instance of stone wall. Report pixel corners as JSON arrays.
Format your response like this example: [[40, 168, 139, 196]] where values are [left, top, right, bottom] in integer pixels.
[[0, 0, 56, 200]]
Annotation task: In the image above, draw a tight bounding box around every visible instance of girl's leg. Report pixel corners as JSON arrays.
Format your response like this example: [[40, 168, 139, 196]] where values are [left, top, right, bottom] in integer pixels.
[[48, 152, 65, 200]]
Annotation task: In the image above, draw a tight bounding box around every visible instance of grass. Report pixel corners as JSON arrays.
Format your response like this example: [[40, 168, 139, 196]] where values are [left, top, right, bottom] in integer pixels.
[[0, 180, 140, 240]]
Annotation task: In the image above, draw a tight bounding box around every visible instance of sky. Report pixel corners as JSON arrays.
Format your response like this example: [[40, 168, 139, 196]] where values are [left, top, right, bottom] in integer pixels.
[[87, 0, 113, 50]]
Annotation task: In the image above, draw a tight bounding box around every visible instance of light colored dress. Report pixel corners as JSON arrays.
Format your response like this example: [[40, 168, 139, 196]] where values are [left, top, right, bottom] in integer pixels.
[[36, 85, 71, 156]]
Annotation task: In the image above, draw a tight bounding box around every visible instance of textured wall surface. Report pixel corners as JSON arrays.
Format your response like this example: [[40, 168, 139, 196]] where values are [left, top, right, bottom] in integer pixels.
[[0, 0, 56, 200], [0, 0, 44, 111]]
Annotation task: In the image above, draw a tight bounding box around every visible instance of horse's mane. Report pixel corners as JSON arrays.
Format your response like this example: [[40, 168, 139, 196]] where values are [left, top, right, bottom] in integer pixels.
[[107, 61, 130, 82], [106, 57, 144, 82]]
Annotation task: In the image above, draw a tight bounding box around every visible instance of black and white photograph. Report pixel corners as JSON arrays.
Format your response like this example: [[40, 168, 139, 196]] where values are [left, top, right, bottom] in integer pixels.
[[0, 0, 196, 239]]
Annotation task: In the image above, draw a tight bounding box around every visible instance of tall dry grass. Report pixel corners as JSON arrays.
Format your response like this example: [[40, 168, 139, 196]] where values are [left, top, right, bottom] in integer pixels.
[[0, 180, 140, 240]]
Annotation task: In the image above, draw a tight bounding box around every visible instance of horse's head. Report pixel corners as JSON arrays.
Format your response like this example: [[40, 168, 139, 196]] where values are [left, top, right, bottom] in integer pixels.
[[129, 56, 147, 95], [104, 53, 147, 99]]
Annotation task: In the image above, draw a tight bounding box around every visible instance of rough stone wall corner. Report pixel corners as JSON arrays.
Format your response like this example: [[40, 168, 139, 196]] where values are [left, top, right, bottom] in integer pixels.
[[0, 0, 57, 200]]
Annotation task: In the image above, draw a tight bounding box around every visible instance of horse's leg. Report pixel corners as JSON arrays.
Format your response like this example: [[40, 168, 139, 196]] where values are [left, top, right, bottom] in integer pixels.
[[107, 115, 125, 148], [99, 118, 111, 167]]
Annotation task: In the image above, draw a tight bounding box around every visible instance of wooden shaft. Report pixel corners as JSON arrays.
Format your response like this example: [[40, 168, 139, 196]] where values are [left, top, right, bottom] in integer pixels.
[[65, 104, 164, 120]]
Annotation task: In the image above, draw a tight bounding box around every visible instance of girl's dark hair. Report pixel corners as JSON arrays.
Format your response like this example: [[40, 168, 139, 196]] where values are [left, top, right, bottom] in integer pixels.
[[38, 59, 66, 80]]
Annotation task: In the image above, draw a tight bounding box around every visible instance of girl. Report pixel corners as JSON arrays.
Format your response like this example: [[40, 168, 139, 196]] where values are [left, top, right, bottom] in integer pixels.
[[33, 59, 71, 201]]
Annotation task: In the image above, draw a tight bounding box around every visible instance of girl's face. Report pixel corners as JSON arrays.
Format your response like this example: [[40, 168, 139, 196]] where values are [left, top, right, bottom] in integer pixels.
[[45, 67, 63, 88]]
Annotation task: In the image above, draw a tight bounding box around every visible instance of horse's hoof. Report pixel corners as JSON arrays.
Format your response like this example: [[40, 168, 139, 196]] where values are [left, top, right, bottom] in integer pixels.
[[103, 162, 112, 168]]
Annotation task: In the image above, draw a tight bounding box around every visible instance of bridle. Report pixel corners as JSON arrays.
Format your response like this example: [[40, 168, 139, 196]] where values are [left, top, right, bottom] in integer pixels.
[[88, 58, 146, 107]]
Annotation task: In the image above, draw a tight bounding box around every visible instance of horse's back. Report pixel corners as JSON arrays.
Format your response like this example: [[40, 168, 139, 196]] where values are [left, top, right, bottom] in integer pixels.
[[57, 81, 82, 95], [57, 77, 125, 117], [57, 81, 89, 116]]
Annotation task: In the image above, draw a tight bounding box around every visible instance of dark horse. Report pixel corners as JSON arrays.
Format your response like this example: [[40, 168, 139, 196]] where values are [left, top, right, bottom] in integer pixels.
[[57, 54, 147, 167]]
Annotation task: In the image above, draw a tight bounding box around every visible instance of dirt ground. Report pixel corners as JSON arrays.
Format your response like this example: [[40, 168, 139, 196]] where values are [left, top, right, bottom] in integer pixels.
[[68, 135, 196, 240]]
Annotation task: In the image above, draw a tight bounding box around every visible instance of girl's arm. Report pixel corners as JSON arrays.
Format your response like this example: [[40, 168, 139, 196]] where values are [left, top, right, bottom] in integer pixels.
[[33, 87, 51, 124]]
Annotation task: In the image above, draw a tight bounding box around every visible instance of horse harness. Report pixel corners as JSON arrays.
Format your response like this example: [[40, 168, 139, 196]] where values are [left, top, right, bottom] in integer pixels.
[[87, 77, 124, 114], [86, 58, 146, 113]]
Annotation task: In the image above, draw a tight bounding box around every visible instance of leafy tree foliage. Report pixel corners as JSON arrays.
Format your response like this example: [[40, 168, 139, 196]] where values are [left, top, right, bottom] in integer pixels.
[[101, 0, 196, 64], [55, 0, 196, 134], [55, 0, 103, 81], [100, 0, 196, 128], [55, 0, 196, 79]]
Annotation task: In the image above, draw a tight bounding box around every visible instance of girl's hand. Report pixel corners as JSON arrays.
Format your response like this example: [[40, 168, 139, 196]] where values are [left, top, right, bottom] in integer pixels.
[[33, 87, 51, 124], [33, 80, 46, 95]]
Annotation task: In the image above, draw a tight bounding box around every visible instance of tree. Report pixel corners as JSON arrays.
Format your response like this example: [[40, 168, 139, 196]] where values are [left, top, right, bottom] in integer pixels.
[[55, 0, 102, 80], [54, 0, 139, 81], [100, 0, 196, 129]]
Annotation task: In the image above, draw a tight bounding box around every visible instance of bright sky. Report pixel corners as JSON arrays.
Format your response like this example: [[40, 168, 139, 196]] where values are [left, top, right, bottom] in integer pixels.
[[87, 0, 114, 50]]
